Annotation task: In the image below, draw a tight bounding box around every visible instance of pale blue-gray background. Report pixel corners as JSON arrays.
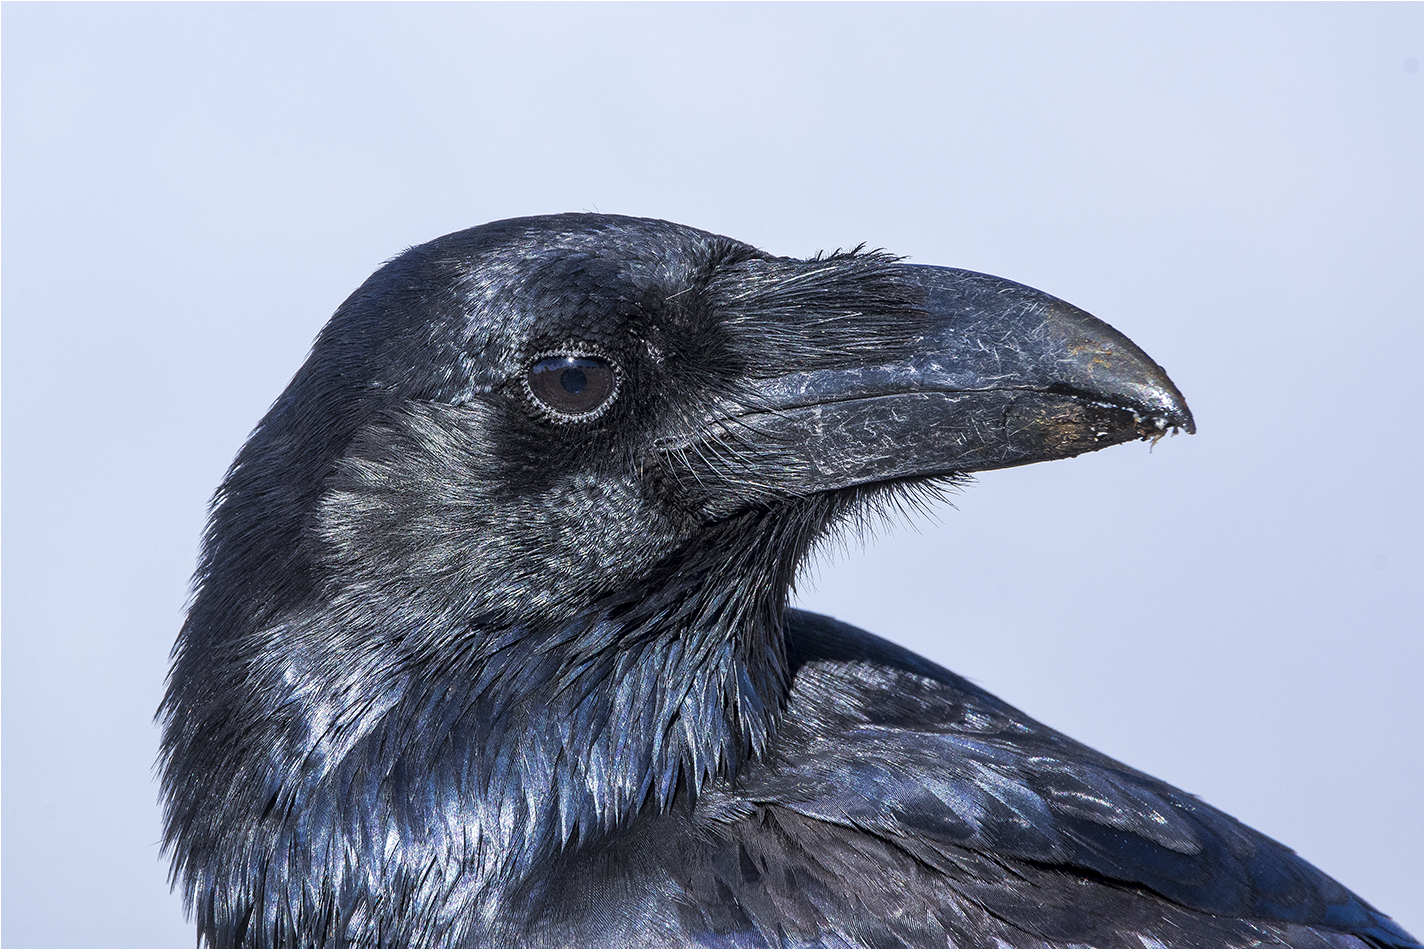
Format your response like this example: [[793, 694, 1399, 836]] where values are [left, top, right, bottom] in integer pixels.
[[4, 4, 1420, 946]]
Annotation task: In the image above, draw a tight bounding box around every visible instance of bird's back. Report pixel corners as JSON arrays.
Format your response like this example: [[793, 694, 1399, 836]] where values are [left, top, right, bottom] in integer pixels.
[[502, 611, 1414, 948]]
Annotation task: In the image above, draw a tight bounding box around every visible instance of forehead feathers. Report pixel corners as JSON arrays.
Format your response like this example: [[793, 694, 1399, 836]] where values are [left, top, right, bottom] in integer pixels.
[[318, 214, 925, 408]]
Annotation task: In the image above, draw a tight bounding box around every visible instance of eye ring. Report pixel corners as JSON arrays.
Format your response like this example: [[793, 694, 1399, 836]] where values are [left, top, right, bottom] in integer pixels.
[[524, 349, 620, 422]]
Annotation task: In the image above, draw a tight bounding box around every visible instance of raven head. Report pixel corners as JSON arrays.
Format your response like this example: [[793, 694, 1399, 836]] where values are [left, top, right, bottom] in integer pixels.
[[291, 214, 1190, 623], [161, 214, 1192, 945]]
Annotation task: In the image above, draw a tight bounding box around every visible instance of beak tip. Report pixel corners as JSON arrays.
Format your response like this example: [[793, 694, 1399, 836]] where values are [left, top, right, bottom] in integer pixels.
[[1144, 390, 1195, 438], [1148, 379, 1196, 438]]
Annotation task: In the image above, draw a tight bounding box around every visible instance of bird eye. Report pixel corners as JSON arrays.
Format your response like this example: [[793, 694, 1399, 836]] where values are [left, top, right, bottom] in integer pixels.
[[526, 354, 618, 420]]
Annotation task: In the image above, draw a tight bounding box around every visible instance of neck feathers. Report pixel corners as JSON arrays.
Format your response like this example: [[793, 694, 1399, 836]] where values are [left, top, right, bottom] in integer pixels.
[[161, 499, 844, 944]]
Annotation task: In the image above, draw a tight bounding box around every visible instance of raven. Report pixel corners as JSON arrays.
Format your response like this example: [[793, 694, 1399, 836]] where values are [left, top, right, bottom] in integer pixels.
[[160, 214, 1418, 948]]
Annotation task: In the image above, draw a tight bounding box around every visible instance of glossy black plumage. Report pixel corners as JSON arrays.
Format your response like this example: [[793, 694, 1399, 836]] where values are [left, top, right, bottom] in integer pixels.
[[160, 214, 1418, 948]]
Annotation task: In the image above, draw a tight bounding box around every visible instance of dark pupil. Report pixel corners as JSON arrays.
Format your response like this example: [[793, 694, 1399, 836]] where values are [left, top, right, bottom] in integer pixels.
[[560, 368, 587, 394], [529, 355, 615, 417]]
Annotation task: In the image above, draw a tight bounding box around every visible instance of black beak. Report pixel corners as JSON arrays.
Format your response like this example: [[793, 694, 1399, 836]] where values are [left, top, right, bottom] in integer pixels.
[[664, 265, 1195, 518]]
